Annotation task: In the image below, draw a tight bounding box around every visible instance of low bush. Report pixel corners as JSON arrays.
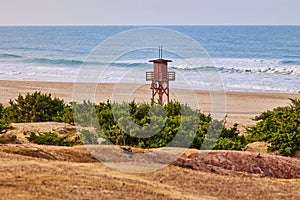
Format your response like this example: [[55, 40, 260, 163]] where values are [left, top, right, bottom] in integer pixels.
[[246, 98, 300, 156], [53, 104, 74, 124], [1, 92, 248, 151], [0, 103, 9, 134], [26, 132, 77, 146], [5, 91, 65, 123], [79, 129, 108, 145], [82, 100, 248, 150]]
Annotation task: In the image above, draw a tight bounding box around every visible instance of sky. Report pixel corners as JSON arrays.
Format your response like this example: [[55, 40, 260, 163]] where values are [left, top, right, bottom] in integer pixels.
[[0, 0, 300, 25]]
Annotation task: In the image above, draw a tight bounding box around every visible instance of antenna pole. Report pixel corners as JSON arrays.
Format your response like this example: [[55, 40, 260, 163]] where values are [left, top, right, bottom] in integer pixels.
[[159, 46, 161, 59], [158, 46, 163, 59], [158, 46, 160, 58]]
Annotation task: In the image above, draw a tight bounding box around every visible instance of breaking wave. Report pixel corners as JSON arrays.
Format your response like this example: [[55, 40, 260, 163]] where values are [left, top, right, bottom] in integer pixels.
[[0, 53, 22, 59]]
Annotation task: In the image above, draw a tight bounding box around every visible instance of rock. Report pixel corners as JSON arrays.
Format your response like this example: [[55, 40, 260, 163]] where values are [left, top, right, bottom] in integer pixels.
[[0, 134, 19, 144], [175, 150, 300, 178], [245, 142, 269, 153]]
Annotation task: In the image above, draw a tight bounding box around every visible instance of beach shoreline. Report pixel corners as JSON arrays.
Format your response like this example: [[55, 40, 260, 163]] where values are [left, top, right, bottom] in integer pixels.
[[0, 80, 298, 132]]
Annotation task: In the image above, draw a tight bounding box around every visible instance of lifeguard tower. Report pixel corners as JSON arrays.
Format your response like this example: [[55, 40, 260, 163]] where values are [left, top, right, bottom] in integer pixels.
[[146, 47, 175, 103]]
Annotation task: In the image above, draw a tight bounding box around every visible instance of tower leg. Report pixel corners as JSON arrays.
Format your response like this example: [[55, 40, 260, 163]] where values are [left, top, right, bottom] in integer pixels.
[[159, 85, 163, 103], [167, 86, 169, 103], [151, 82, 154, 102]]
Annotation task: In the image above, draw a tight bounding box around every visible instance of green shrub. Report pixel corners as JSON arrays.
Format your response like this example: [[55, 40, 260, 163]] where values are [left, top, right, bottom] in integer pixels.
[[80, 129, 99, 144], [92, 100, 246, 150], [0, 120, 9, 134], [246, 98, 300, 156], [0, 103, 9, 134], [5, 92, 65, 123], [1, 91, 247, 151], [79, 128, 110, 145], [53, 104, 74, 124], [26, 132, 77, 146]]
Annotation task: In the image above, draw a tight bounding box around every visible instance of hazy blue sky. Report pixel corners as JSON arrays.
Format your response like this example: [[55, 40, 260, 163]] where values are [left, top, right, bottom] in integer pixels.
[[1, 0, 300, 25]]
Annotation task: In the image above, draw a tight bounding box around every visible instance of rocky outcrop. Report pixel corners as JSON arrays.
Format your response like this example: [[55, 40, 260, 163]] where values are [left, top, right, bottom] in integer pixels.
[[175, 150, 300, 178]]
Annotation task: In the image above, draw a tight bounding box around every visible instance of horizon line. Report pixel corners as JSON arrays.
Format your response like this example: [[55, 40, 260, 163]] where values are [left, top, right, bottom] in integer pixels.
[[0, 24, 300, 27]]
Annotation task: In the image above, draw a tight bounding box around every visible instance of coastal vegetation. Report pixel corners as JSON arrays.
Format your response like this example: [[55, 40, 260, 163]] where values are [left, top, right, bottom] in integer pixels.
[[246, 98, 300, 156], [74, 100, 246, 150], [0, 92, 299, 156], [27, 132, 78, 146], [0, 103, 9, 134], [4, 91, 65, 123]]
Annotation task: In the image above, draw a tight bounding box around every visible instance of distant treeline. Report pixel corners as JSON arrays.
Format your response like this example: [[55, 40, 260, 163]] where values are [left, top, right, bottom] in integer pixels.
[[0, 92, 299, 156]]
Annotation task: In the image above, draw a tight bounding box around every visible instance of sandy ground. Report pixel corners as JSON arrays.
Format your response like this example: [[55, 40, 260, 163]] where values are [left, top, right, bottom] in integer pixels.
[[0, 80, 298, 132]]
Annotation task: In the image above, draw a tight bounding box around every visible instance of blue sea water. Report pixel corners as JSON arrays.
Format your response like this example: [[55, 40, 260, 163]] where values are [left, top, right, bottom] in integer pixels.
[[0, 26, 299, 93]]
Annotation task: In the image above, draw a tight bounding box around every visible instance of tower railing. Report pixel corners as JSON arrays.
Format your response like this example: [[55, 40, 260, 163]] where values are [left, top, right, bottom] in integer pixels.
[[146, 71, 175, 81], [168, 72, 175, 81], [146, 72, 154, 81]]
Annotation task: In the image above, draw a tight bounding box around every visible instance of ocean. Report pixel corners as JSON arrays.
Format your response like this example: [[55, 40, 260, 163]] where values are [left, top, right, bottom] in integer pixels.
[[0, 26, 299, 93]]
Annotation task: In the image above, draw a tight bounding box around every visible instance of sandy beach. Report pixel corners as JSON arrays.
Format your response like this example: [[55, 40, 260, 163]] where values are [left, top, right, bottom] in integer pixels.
[[0, 80, 298, 132]]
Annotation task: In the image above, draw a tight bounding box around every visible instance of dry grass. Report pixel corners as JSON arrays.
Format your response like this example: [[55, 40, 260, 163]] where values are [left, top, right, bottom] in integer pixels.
[[0, 144, 299, 200]]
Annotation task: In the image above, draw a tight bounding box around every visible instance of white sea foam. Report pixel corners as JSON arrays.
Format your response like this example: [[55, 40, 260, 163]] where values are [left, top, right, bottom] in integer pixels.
[[168, 58, 300, 76], [113, 58, 300, 76], [0, 57, 299, 93], [213, 58, 300, 75]]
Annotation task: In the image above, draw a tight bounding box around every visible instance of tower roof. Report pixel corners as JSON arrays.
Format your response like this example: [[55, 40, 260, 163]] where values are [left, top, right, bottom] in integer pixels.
[[149, 58, 172, 63]]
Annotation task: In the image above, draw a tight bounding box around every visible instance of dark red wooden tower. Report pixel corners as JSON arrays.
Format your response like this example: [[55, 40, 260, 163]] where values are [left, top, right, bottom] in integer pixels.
[[146, 47, 175, 103]]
